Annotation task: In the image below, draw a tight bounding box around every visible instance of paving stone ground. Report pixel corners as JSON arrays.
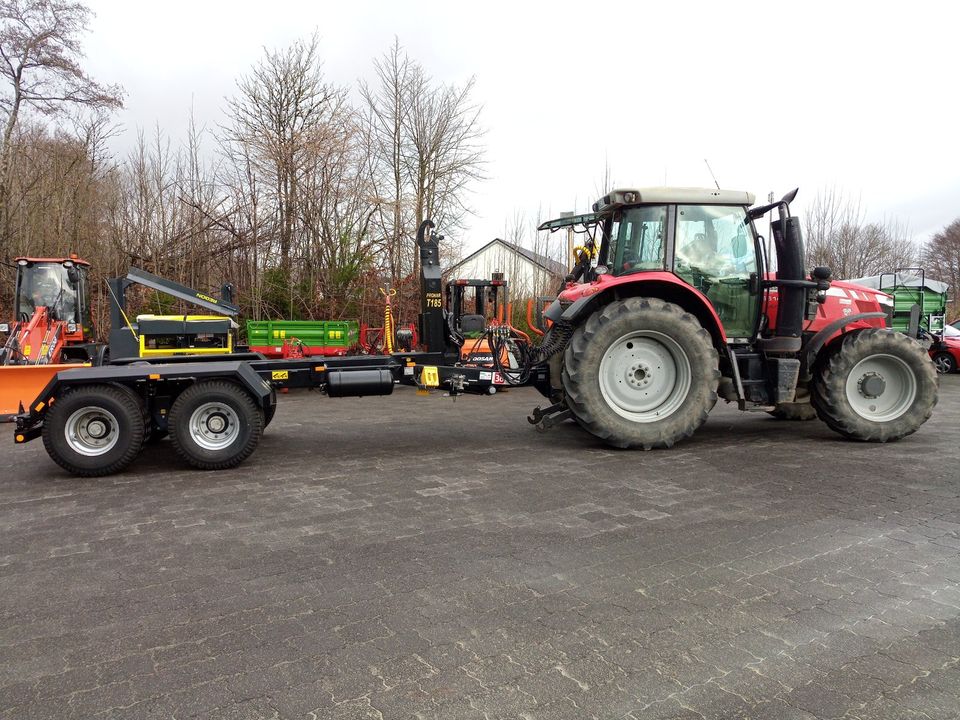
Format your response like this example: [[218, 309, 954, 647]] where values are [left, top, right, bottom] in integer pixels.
[[1, 376, 959, 719]]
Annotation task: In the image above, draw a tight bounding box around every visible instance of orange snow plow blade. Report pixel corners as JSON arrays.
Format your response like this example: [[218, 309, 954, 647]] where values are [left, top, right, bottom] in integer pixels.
[[0, 364, 84, 422]]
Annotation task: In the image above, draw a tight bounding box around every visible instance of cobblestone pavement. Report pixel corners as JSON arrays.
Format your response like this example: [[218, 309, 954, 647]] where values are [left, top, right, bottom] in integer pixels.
[[1, 377, 959, 719]]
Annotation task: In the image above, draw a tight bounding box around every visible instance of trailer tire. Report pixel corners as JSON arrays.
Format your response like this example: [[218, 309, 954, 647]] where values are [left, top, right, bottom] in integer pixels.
[[810, 329, 937, 442], [42, 384, 145, 477], [562, 297, 720, 449], [168, 381, 263, 470]]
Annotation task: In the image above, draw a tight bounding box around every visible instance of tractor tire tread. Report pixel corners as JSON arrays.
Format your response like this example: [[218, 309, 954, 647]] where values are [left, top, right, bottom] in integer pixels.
[[562, 297, 719, 450]]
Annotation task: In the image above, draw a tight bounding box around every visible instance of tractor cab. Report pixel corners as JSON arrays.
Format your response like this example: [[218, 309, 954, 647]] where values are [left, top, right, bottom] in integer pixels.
[[445, 275, 510, 365], [540, 188, 763, 343], [10, 256, 94, 343]]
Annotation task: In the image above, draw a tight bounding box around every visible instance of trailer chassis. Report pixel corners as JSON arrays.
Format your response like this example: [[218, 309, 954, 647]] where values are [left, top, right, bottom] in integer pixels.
[[13, 351, 551, 476]]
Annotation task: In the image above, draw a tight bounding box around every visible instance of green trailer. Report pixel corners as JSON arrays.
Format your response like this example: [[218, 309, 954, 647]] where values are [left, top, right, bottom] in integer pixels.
[[245, 319, 359, 358], [848, 269, 949, 336]]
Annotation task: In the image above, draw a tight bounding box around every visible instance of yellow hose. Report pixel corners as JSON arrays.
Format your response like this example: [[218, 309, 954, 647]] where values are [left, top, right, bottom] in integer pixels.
[[380, 287, 397, 354]]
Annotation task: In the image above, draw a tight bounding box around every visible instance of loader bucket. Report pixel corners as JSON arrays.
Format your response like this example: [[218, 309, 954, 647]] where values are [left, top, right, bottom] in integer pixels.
[[0, 363, 83, 422]]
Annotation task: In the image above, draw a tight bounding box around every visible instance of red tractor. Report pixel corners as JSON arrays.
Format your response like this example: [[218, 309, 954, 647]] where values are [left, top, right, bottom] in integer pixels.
[[511, 187, 937, 446]]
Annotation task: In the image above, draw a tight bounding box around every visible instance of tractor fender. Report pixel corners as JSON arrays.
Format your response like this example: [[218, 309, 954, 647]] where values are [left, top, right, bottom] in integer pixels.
[[800, 311, 887, 379], [546, 276, 728, 348]]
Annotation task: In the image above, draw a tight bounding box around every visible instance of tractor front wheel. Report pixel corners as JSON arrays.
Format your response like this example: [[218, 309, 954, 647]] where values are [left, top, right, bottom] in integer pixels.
[[562, 297, 720, 449], [810, 329, 937, 442], [169, 381, 263, 470]]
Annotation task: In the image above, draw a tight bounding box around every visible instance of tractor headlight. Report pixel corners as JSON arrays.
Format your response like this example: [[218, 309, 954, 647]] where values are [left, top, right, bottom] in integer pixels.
[[67, 323, 77, 333], [0, 323, 8, 333]]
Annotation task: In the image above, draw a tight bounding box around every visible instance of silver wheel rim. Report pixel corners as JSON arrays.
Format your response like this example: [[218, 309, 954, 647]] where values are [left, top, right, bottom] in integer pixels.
[[934, 354, 953, 374], [845, 354, 917, 422], [64, 407, 120, 456], [598, 330, 691, 422], [189, 402, 240, 450]]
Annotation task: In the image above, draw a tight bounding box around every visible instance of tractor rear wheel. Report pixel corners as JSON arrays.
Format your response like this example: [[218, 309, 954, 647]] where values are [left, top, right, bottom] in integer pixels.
[[810, 329, 937, 442], [562, 297, 720, 449], [42, 384, 145, 476], [169, 381, 263, 470]]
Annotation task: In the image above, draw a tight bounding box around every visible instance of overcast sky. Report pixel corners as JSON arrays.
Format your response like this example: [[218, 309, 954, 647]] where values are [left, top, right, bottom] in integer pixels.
[[82, 0, 959, 252]]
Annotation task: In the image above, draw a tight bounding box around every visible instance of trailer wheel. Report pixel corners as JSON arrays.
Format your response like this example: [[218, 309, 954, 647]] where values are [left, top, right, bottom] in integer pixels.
[[42, 384, 145, 477], [168, 381, 263, 470], [811, 329, 937, 442], [562, 297, 720, 449], [932, 351, 956, 375]]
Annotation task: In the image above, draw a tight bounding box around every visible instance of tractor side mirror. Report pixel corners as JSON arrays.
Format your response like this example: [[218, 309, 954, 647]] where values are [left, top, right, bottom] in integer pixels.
[[66, 266, 79, 285]]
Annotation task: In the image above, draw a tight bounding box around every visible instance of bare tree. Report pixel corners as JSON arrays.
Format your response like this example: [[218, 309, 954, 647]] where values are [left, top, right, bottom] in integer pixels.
[[359, 39, 412, 286], [221, 33, 346, 277], [924, 218, 960, 320], [0, 0, 122, 247], [360, 38, 484, 295], [804, 187, 917, 279]]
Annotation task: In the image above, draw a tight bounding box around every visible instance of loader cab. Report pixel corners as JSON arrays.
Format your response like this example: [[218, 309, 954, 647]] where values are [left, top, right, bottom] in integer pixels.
[[445, 276, 509, 365], [592, 189, 762, 341], [13, 257, 93, 342]]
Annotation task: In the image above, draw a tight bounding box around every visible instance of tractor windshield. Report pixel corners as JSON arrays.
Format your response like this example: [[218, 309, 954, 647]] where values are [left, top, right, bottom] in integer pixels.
[[15, 263, 78, 323]]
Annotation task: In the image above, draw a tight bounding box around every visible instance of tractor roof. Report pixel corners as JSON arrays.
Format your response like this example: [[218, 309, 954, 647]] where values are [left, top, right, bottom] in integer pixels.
[[592, 187, 756, 213], [14, 256, 91, 266]]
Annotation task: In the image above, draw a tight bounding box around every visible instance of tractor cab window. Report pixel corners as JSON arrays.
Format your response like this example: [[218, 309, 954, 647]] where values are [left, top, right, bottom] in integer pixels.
[[674, 205, 758, 339], [16, 263, 79, 323], [609, 205, 667, 275]]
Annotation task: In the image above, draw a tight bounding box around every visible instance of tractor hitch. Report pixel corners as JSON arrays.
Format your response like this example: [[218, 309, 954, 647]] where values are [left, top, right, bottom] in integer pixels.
[[527, 401, 571, 431]]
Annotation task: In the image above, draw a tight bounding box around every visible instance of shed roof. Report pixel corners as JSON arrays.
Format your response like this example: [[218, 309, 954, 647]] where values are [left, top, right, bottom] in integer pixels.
[[447, 238, 566, 277]]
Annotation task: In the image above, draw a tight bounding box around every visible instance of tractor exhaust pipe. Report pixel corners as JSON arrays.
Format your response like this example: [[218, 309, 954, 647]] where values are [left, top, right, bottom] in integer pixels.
[[771, 213, 806, 346], [751, 189, 809, 354]]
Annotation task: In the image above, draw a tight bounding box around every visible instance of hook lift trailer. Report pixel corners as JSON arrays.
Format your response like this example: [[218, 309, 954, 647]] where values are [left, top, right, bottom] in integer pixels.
[[13, 188, 938, 477]]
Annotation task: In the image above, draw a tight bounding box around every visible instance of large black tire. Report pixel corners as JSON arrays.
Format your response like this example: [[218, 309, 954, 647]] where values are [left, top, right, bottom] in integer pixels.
[[810, 329, 937, 443], [562, 297, 720, 449], [42, 384, 145, 477], [168, 381, 263, 470], [768, 401, 818, 421], [932, 351, 956, 375]]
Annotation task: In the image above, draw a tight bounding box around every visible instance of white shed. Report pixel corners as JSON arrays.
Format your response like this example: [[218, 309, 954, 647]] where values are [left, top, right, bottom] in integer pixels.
[[445, 239, 566, 298]]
